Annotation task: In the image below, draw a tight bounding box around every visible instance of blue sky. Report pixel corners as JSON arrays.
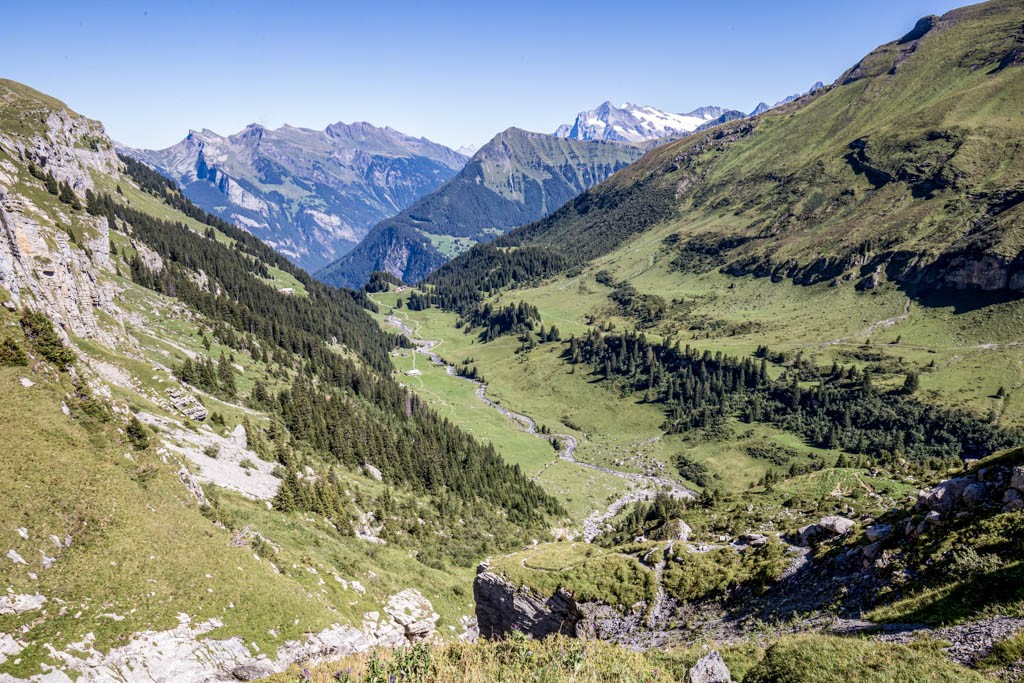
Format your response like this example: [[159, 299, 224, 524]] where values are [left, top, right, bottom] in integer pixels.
[[2, 0, 967, 151]]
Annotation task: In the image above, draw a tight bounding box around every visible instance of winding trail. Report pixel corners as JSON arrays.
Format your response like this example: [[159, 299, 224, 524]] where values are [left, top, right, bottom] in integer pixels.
[[384, 312, 693, 541], [646, 540, 674, 629], [820, 297, 912, 348]]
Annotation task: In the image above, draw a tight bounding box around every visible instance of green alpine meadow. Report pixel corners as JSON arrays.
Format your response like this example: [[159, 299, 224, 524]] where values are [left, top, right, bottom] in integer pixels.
[[2, 0, 1024, 681]]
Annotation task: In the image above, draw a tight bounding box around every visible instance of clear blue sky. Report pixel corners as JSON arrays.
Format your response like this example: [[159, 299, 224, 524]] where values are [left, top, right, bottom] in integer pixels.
[[2, 0, 967, 151]]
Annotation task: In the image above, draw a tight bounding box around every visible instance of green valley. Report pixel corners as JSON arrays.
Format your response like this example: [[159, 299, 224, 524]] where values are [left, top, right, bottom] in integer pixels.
[[5, 0, 1024, 681]]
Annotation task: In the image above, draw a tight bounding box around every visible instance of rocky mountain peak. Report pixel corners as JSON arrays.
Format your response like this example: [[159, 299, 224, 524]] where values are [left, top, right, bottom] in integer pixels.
[[124, 119, 468, 271], [555, 100, 729, 143]]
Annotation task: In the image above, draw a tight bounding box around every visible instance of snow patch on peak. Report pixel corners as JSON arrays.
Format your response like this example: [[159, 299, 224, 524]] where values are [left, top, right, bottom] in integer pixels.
[[555, 101, 727, 143]]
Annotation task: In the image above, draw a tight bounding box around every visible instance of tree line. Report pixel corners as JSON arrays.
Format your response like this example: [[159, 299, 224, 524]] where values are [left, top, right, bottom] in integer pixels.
[[568, 329, 1021, 463]]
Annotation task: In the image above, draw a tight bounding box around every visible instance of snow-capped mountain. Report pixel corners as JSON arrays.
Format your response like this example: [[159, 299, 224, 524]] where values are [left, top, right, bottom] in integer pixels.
[[554, 102, 730, 143]]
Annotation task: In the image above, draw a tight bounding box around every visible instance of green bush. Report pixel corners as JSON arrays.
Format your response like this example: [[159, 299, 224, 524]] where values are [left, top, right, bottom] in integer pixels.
[[126, 415, 150, 451], [20, 309, 75, 370], [0, 337, 28, 366]]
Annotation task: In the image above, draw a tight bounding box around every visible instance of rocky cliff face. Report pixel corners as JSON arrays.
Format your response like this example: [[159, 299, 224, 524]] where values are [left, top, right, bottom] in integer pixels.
[[473, 565, 645, 643], [0, 94, 120, 345]]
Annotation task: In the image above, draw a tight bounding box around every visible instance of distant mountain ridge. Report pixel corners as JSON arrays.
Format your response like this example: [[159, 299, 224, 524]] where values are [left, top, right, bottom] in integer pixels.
[[316, 128, 644, 288], [749, 81, 825, 116], [554, 89, 824, 145], [554, 101, 729, 142], [124, 121, 467, 272]]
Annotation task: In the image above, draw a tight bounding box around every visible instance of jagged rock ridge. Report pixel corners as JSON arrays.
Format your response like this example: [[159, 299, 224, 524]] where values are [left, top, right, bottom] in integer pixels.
[[124, 121, 467, 272]]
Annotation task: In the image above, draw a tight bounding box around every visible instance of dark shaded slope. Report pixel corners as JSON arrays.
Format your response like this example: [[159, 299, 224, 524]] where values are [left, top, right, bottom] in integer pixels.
[[317, 129, 643, 288]]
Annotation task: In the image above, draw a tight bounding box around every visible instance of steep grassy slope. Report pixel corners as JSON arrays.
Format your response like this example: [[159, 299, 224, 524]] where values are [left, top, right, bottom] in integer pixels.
[[435, 0, 1024, 295], [0, 80, 564, 678], [317, 129, 643, 288]]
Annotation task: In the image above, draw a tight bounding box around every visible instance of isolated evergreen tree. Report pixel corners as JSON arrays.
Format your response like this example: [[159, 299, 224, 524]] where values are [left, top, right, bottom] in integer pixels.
[[217, 351, 237, 396], [126, 415, 150, 450]]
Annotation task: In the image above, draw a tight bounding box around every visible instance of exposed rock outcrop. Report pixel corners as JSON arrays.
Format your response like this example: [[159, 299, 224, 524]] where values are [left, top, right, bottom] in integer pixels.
[[689, 650, 732, 683], [31, 590, 440, 682], [139, 412, 279, 501], [474, 567, 584, 640], [0, 93, 121, 347], [473, 566, 645, 643]]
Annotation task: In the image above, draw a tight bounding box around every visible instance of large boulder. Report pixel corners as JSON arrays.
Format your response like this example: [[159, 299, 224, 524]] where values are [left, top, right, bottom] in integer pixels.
[[865, 524, 892, 543], [961, 482, 990, 509], [917, 477, 971, 513], [231, 660, 275, 681], [819, 516, 856, 535], [664, 519, 692, 542], [1004, 488, 1024, 512], [1011, 466, 1024, 492], [796, 516, 855, 546], [384, 589, 439, 643], [689, 650, 732, 683]]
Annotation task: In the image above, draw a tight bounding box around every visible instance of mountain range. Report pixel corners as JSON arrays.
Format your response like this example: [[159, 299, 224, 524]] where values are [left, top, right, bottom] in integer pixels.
[[553, 102, 739, 142], [124, 90, 824, 288], [6, 1, 1024, 679], [316, 128, 644, 288], [124, 122, 467, 272]]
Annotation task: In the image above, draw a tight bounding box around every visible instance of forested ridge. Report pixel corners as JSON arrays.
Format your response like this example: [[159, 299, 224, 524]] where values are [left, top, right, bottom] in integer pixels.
[[567, 329, 1023, 464], [420, 243, 567, 314], [92, 160, 564, 562]]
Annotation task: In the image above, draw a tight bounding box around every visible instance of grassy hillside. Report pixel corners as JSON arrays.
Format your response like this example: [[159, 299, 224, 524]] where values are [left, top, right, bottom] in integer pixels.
[[457, 0, 1024, 288], [0, 80, 566, 678]]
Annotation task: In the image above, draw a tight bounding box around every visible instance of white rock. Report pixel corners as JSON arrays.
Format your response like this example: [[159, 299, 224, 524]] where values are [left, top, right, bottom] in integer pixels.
[[6, 548, 27, 564], [0, 632, 23, 665], [665, 518, 692, 542], [19, 377, 34, 387], [689, 649, 732, 683], [0, 592, 46, 614]]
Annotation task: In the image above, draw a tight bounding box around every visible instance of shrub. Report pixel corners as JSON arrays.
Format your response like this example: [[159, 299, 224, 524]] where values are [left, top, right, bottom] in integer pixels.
[[0, 338, 28, 366], [126, 415, 150, 450], [20, 309, 75, 369]]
